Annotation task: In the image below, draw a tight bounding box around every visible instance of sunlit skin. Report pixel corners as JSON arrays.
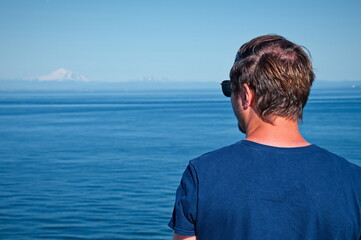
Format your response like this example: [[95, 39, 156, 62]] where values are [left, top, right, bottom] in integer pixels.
[[233, 83, 310, 147], [173, 233, 197, 240], [172, 84, 310, 240]]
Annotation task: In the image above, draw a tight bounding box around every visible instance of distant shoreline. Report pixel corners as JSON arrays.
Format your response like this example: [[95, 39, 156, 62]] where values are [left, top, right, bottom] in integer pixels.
[[0, 79, 360, 92]]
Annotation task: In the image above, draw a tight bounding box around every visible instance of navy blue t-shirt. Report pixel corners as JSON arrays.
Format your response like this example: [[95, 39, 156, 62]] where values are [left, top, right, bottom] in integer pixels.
[[169, 140, 361, 239]]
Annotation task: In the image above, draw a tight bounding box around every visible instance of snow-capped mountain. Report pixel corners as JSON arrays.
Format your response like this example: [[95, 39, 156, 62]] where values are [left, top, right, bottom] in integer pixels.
[[35, 68, 90, 82]]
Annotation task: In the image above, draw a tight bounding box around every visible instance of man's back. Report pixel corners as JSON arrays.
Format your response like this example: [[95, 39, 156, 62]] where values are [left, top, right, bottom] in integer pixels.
[[169, 140, 361, 239]]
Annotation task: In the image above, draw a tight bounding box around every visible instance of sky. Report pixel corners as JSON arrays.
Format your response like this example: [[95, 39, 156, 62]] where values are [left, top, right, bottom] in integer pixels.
[[0, 0, 360, 83]]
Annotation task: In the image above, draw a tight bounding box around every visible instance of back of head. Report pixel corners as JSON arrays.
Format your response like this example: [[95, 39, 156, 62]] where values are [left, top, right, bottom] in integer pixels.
[[230, 34, 315, 122]]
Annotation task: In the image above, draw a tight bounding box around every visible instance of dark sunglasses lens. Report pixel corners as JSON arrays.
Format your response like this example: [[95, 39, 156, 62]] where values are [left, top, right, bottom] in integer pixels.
[[221, 80, 232, 97]]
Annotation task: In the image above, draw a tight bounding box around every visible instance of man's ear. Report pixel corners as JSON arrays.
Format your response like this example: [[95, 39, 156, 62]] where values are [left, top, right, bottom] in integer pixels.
[[242, 83, 254, 108]]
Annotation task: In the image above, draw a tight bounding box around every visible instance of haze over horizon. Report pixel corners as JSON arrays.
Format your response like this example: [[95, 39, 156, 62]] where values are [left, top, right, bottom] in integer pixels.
[[1, 0, 361, 83]]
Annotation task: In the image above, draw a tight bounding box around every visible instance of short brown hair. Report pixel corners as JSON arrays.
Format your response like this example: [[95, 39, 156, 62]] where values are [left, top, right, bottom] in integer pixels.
[[230, 34, 315, 122]]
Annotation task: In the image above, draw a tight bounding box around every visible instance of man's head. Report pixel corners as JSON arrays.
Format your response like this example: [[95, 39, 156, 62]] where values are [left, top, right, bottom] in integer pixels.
[[229, 34, 315, 123]]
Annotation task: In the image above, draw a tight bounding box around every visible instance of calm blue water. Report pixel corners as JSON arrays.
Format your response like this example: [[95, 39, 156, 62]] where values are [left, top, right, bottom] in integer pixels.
[[0, 88, 360, 240]]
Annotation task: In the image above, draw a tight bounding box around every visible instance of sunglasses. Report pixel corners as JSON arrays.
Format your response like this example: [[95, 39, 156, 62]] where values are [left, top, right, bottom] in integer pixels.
[[220, 80, 232, 97]]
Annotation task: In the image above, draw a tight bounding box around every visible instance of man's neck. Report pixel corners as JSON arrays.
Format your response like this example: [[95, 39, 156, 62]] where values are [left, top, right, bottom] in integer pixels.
[[245, 117, 310, 148]]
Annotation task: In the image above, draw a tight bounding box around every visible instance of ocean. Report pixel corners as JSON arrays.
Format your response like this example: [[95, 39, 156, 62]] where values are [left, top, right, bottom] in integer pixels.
[[0, 88, 360, 239]]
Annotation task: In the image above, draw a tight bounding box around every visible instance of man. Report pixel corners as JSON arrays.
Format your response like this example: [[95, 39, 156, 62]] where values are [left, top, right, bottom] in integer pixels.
[[168, 34, 361, 240]]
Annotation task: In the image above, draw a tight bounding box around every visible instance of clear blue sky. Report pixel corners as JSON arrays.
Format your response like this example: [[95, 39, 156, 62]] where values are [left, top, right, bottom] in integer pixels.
[[1, 0, 360, 82]]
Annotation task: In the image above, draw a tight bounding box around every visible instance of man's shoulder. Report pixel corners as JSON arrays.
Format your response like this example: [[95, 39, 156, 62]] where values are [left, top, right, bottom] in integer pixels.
[[188, 140, 361, 176], [189, 140, 247, 166], [312, 145, 361, 171]]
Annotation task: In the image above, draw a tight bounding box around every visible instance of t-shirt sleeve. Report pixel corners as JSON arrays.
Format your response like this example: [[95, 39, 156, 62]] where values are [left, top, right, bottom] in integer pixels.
[[168, 162, 198, 236]]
